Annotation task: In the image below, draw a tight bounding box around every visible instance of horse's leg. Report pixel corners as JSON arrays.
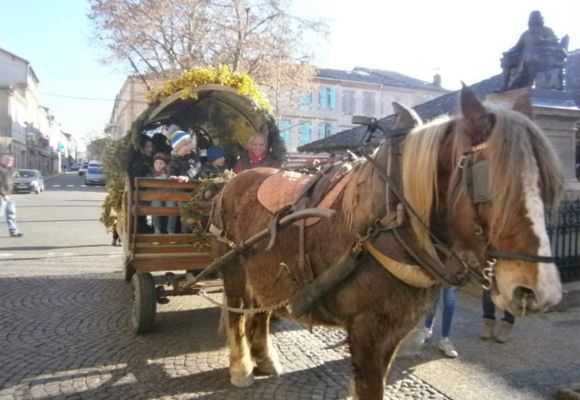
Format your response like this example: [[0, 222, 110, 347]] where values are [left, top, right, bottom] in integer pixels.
[[247, 312, 281, 376], [347, 313, 401, 400], [222, 262, 255, 387]]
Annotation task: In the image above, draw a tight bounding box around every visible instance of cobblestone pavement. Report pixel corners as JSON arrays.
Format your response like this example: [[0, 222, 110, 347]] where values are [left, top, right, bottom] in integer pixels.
[[0, 272, 449, 400], [3, 176, 579, 399]]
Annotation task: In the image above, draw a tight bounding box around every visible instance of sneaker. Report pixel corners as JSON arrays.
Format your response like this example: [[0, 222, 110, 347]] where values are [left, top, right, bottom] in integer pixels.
[[416, 327, 433, 344], [438, 337, 458, 358], [10, 232, 23, 237]]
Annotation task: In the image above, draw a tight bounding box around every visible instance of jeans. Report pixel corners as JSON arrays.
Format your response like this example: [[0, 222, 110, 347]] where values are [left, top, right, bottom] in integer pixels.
[[151, 200, 177, 234], [425, 286, 459, 338], [0, 197, 19, 234], [482, 289, 515, 324]]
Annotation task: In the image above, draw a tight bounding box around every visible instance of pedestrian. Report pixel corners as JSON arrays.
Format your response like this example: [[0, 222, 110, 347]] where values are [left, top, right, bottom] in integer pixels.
[[0, 152, 23, 237], [150, 152, 176, 234], [481, 288, 515, 343], [415, 286, 460, 358], [233, 132, 280, 173]]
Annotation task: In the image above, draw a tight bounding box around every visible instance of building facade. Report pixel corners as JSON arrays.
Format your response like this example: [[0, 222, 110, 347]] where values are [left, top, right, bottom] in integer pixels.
[[0, 47, 72, 173], [277, 67, 448, 152]]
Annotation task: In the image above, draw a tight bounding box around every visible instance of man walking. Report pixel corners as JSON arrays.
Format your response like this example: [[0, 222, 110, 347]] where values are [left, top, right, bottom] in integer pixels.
[[0, 152, 23, 237]]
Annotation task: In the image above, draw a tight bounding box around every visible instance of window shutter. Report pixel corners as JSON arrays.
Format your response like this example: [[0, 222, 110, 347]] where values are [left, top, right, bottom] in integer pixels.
[[329, 88, 336, 110], [319, 88, 328, 109]]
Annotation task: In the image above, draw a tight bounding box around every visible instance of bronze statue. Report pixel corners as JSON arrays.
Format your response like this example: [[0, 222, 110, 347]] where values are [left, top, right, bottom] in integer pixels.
[[498, 11, 568, 92]]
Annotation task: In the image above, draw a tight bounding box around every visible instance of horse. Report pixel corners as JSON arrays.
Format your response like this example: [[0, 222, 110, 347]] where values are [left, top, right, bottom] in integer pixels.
[[210, 86, 564, 400]]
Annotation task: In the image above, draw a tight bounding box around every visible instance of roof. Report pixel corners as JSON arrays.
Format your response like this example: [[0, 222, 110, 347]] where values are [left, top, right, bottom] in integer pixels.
[[298, 74, 503, 152], [317, 67, 447, 92]]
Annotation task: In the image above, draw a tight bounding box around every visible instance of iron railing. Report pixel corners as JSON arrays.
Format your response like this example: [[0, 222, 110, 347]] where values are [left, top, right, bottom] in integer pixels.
[[547, 200, 580, 282]]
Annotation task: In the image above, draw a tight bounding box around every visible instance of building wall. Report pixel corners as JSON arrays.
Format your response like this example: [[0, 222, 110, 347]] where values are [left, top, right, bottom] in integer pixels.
[[109, 77, 150, 140], [278, 78, 447, 152], [0, 51, 28, 85]]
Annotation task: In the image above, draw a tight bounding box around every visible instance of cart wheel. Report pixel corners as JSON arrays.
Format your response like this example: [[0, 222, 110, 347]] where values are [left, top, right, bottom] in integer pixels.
[[124, 262, 136, 282], [131, 272, 157, 334]]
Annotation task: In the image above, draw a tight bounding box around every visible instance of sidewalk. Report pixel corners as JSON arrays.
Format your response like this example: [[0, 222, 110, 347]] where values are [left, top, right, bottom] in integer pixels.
[[393, 287, 580, 400]]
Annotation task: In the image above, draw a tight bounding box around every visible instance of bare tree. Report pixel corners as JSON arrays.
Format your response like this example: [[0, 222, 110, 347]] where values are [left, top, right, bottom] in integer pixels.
[[88, 0, 327, 114]]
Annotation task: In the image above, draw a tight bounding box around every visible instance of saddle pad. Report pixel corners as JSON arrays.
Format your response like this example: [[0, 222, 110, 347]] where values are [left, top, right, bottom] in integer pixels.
[[257, 170, 311, 213], [257, 170, 352, 227]]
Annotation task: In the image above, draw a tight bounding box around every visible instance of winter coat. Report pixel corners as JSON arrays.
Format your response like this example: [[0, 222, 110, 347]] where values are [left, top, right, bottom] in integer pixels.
[[168, 152, 202, 180], [0, 164, 14, 198]]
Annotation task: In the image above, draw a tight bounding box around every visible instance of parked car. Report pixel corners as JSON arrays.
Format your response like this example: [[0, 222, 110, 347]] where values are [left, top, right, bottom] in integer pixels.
[[13, 169, 45, 194], [78, 163, 89, 176], [70, 162, 81, 171], [85, 166, 105, 186]]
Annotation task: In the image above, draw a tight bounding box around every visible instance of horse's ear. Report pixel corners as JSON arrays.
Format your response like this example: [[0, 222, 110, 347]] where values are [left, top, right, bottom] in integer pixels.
[[460, 83, 493, 145], [392, 102, 422, 129], [512, 93, 535, 119]]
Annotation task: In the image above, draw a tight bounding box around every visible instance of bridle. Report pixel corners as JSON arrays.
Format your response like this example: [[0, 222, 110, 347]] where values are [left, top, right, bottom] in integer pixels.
[[458, 141, 555, 289]]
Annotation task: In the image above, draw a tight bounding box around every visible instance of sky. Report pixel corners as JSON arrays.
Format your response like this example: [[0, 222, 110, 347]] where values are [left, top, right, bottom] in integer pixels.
[[1, 0, 579, 149]]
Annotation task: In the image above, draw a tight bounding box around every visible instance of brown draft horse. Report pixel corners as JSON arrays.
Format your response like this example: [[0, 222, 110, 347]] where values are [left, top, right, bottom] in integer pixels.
[[211, 86, 564, 399]]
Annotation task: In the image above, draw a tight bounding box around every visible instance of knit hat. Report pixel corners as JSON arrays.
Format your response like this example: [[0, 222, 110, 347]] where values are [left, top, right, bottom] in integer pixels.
[[153, 152, 169, 164], [207, 146, 225, 163], [169, 130, 192, 153]]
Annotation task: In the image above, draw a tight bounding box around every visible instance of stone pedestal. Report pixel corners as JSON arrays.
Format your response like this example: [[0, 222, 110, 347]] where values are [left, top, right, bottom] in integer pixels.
[[486, 88, 580, 198]]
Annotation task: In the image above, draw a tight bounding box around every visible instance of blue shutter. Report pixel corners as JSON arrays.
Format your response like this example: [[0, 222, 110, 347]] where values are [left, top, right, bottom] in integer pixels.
[[325, 123, 333, 138], [328, 88, 336, 110], [298, 122, 311, 145], [318, 123, 324, 140], [319, 88, 327, 109], [279, 120, 291, 145], [301, 92, 312, 106]]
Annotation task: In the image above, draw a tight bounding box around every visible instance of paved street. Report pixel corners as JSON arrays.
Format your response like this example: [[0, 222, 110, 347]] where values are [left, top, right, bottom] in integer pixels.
[[1, 173, 579, 399]]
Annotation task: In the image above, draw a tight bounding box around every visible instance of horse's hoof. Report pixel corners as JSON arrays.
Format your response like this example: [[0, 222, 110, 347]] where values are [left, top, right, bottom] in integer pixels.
[[255, 358, 282, 376], [230, 372, 255, 387]]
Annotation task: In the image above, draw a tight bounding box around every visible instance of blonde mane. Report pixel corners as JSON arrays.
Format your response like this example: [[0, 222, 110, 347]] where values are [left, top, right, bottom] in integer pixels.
[[401, 117, 450, 257], [449, 108, 563, 240]]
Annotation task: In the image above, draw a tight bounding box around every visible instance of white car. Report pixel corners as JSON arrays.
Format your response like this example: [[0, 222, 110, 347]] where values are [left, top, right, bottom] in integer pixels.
[[13, 169, 45, 194]]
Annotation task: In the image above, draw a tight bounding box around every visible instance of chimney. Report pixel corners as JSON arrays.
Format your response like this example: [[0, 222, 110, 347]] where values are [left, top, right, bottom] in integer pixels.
[[433, 74, 442, 88]]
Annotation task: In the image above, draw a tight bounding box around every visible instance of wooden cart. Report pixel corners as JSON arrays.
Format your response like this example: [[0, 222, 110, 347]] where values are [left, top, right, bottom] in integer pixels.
[[118, 177, 220, 334]]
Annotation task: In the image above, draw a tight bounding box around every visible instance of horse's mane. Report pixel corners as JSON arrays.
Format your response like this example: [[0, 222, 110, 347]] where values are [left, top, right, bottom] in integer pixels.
[[401, 107, 563, 249], [450, 108, 563, 240], [401, 117, 450, 257]]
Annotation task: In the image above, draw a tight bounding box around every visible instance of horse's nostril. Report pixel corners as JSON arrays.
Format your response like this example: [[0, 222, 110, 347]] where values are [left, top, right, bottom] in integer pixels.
[[513, 286, 537, 312]]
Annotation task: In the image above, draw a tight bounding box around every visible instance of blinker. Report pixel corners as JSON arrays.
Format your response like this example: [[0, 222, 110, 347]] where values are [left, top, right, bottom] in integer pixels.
[[460, 157, 491, 204]]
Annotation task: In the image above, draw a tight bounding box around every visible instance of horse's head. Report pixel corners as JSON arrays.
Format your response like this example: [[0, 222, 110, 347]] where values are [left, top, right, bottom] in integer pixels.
[[445, 86, 563, 314]]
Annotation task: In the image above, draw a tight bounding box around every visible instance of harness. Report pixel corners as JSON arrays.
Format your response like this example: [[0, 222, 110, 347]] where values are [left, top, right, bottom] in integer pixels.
[[457, 141, 555, 289]]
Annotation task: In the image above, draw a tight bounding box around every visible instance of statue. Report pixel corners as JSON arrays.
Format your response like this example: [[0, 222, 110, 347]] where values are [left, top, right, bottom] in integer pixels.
[[497, 11, 568, 92]]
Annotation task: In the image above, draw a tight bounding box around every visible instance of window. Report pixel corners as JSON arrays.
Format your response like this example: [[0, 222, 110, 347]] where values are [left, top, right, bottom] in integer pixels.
[[318, 123, 333, 139], [298, 122, 311, 145], [300, 92, 312, 106], [342, 90, 355, 115], [319, 87, 336, 110], [279, 119, 292, 145], [363, 91, 375, 116]]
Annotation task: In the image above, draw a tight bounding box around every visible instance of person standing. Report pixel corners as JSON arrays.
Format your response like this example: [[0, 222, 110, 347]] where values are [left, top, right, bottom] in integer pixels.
[[415, 286, 460, 358], [481, 289, 515, 343], [0, 152, 23, 237]]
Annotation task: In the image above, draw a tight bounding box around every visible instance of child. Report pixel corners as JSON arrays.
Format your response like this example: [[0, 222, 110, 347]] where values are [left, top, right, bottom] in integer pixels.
[[199, 146, 226, 178], [167, 129, 202, 183], [233, 132, 280, 173], [151, 152, 177, 234]]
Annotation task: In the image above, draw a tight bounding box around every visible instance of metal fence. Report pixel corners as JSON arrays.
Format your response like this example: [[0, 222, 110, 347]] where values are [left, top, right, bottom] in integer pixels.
[[547, 199, 580, 282]]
